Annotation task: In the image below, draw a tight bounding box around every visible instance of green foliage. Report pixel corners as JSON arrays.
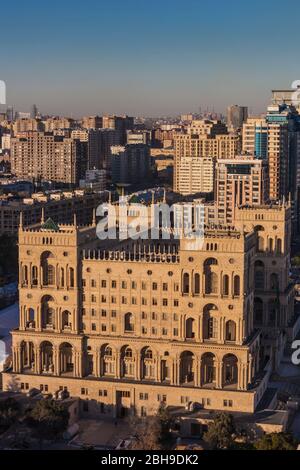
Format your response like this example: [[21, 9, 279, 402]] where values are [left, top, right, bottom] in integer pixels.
[[25, 399, 69, 445], [292, 256, 300, 267], [156, 403, 174, 440], [254, 432, 297, 450], [131, 416, 162, 450], [0, 397, 21, 430], [204, 412, 236, 449]]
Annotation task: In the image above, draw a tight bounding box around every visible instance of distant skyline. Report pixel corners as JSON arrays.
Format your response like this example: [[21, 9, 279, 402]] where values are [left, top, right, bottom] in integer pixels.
[[1, 0, 300, 117]]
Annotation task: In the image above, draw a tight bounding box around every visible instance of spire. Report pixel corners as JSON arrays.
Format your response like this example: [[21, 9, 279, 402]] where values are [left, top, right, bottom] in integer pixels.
[[163, 188, 166, 204], [108, 191, 112, 204], [288, 192, 291, 205], [19, 211, 23, 229], [92, 207, 96, 226], [41, 206, 45, 224], [151, 191, 155, 205], [73, 212, 77, 227]]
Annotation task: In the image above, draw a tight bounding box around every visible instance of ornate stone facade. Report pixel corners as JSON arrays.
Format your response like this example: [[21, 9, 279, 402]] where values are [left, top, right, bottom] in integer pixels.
[[2, 201, 296, 418]]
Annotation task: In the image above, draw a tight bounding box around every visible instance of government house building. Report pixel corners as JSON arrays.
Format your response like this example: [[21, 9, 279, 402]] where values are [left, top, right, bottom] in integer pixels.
[[2, 198, 298, 419]]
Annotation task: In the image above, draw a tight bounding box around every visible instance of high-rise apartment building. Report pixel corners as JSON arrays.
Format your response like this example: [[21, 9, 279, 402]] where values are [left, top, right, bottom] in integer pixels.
[[71, 129, 103, 170], [242, 117, 268, 159], [126, 130, 151, 145], [175, 156, 215, 195], [215, 156, 267, 224], [81, 116, 103, 129], [227, 105, 248, 130], [11, 132, 88, 185], [174, 123, 241, 194], [102, 115, 134, 145], [44, 117, 76, 132], [13, 118, 44, 133], [110, 144, 150, 186]]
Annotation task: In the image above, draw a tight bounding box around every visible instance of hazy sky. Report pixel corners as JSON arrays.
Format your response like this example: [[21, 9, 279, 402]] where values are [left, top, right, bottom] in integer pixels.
[[1, 0, 300, 117]]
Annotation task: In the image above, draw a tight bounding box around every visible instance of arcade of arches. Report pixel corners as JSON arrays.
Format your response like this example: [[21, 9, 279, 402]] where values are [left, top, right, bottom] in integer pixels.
[[13, 340, 259, 391]]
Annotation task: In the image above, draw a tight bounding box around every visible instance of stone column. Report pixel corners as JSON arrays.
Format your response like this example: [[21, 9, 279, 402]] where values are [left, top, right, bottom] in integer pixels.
[[53, 346, 60, 376], [94, 351, 100, 377], [248, 354, 253, 385], [199, 315, 203, 342], [135, 352, 141, 381], [157, 356, 161, 382], [176, 358, 181, 386], [115, 352, 121, 379], [217, 360, 223, 389], [194, 356, 200, 387]]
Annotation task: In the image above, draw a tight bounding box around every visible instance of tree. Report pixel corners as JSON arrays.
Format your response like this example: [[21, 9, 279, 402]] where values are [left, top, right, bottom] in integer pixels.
[[254, 432, 297, 450], [0, 397, 22, 431], [204, 412, 236, 449], [131, 416, 162, 450], [156, 403, 174, 441], [25, 399, 69, 448]]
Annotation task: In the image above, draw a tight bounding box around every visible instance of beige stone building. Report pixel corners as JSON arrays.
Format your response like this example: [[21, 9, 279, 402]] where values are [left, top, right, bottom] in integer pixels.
[[174, 130, 241, 194], [2, 197, 296, 418], [215, 156, 268, 224], [10, 132, 88, 185]]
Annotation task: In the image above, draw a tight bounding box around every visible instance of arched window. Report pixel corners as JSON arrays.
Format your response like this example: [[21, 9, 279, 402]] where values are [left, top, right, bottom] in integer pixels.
[[142, 348, 155, 379], [277, 238, 282, 254], [185, 318, 195, 339], [205, 272, 218, 294], [60, 268, 65, 287], [233, 275, 240, 296], [41, 251, 55, 285], [22, 265, 28, 284], [254, 297, 263, 325], [223, 354, 238, 386], [183, 273, 189, 294], [223, 275, 229, 296], [257, 236, 264, 252], [194, 273, 200, 294], [254, 260, 264, 289], [105, 346, 112, 357], [204, 258, 218, 294], [225, 320, 236, 341], [125, 347, 133, 358], [203, 304, 218, 340], [180, 351, 194, 384], [69, 268, 74, 288], [45, 265, 55, 286], [270, 273, 279, 291], [124, 312, 134, 332], [32, 266, 38, 286], [268, 238, 274, 252], [201, 353, 216, 385], [62, 310, 71, 328], [268, 299, 277, 326]]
